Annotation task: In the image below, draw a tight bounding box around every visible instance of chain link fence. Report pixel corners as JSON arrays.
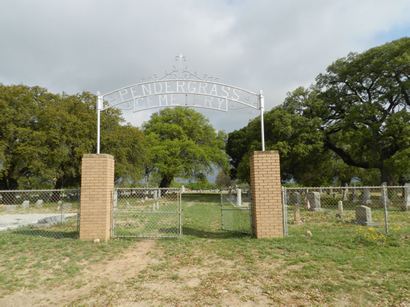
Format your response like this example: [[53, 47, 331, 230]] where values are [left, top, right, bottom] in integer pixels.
[[220, 188, 252, 234], [0, 189, 80, 238], [113, 188, 182, 238], [283, 185, 410, 237]]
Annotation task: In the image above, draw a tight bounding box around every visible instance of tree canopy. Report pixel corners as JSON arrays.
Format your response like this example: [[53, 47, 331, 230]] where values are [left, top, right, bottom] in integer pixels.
[[0, 85, 147, 189], [227, 37, 410, 185], [143, 107, 228, 187]]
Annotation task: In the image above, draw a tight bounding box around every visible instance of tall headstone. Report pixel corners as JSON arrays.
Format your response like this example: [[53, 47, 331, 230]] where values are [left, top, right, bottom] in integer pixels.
[[342, 184, 348, 201], [338, 200, 344, 215], [307, 192, 321, 211], [356, 205, 373, 226], [293, 205, 302, 224], [361, 188, 372, 205], [403, 183, 410, 211], [351, 188, 357, 203], [236, 188, 242, 207]]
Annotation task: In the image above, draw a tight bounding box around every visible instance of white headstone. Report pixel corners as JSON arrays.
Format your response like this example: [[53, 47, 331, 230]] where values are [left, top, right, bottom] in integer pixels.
[[236, 188, 242, 207], [342, 184, 348, 201], [21, 200, 30, 209], [35, 199, 44, 208], [404, 183, 410, 211], [338, 200, 344, 214], [181, 185, 186, 193]]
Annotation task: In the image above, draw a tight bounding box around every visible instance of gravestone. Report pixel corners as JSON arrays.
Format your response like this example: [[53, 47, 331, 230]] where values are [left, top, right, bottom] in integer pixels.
[[307, 192, 321, 211], [236, 188, 242, 207], [361, 188, 372, 205], [356, 205, 373, 226], [404, 183, 410, 211], [289, 191, 301, 206], [62, 203, 72, 211], [338, 200, 344, 215], [21, 200, 30, 209], [342, 184, 348, 201], [293, 205, 302, 224], [351, 188, 357, 203], [35, 199, 44, 208], [181, 185, 186, 193]]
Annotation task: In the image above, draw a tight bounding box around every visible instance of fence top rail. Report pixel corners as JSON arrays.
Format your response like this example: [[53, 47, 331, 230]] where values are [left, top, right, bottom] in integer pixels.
[[116, 187, 181, 191], [0, 189, 80, 193], [282, 185, 406, 190]]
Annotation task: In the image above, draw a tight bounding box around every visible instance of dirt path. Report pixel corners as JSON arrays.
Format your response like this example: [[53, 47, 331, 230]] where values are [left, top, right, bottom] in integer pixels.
[[0, 240, 155, 306]]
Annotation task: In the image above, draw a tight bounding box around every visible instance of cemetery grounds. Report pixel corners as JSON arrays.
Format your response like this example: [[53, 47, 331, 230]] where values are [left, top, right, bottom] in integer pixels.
[[0, 193, 409, 306]]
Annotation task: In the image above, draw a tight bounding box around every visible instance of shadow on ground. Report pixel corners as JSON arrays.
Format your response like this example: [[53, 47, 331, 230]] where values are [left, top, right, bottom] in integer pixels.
[[182, 226, 251, 239], [8, 228, 78, 239]]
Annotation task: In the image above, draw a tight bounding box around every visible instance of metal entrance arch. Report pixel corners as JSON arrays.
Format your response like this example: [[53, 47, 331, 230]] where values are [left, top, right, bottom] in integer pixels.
[[96, 54, 266, 153]]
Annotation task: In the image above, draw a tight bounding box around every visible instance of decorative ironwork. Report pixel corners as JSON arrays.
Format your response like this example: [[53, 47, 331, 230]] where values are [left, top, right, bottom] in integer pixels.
[[100, 55, 260, 113], [96, 55, 266, 154]]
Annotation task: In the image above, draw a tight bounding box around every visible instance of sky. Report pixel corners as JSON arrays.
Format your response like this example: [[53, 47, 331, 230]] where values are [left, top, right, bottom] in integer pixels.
[[1, 0, 409, 132]]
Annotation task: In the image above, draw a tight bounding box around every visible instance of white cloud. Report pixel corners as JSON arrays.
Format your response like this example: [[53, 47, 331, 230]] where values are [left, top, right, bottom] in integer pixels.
[[1, 0, 409, 131]]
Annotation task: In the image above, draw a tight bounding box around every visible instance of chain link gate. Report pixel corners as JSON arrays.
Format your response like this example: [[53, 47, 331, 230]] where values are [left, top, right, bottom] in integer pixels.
[[112, 188, 182, 238], [220, 189, 252, 234]]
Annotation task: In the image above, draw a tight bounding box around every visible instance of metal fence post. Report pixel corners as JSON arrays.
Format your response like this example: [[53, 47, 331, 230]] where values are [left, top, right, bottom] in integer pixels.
[[220, 191, 224, 230], [282, 187, 288, 237], [179, 189, 183, 236], [382, 185, 389, 235]]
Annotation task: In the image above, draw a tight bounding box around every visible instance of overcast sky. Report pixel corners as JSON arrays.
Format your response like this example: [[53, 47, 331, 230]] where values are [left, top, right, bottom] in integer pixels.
[[1, 0, 409, 132]]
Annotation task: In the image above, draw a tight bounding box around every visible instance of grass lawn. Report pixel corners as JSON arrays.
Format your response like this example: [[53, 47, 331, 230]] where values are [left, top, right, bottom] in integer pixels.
[[0, 194, 409, 305]]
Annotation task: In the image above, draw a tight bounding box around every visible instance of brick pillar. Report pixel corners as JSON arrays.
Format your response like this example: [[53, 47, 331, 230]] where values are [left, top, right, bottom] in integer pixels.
[[80, 154, 114, 241], [250, 151, 283, 238]]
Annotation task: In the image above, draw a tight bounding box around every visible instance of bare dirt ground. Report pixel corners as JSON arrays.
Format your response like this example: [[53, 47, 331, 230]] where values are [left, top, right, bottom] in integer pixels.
[[0, 240, 156, 306]]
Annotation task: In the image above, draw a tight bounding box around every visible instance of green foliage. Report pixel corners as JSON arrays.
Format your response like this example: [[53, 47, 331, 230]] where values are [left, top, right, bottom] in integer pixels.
[[314, 37, 410, 184], [0, 85, 146, 189], [143, 107, 228, 187], [227, 38, 410, 185], [215, 170, 232, 188]]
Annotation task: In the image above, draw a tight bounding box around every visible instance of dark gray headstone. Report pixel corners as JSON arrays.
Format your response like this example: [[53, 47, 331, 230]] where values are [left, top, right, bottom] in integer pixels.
[[289, 191, 301, 206], [307, 192, 321, 211]]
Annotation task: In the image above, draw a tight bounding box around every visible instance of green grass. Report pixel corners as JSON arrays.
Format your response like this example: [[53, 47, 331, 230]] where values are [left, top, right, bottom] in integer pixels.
[[127, 194, 410, 305], [0, 223, 133, 296], [1, 193, 409, 305]]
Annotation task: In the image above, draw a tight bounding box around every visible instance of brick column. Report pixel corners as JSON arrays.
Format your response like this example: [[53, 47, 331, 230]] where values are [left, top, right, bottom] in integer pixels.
[[80, 154, 114, 241], [250, 151, 283, 238]]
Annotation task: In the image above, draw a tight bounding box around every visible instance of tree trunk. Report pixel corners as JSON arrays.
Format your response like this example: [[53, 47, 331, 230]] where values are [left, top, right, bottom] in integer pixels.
[[380, 165, 395, 185], [159, 175, 173, 188]]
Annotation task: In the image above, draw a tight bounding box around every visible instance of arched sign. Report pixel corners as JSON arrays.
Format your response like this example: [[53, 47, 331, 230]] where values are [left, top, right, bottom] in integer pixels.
[[96, 55, 265, 153]]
